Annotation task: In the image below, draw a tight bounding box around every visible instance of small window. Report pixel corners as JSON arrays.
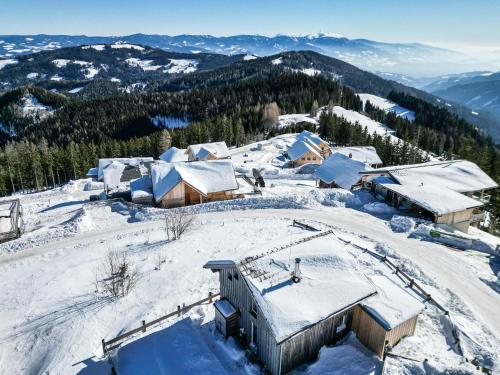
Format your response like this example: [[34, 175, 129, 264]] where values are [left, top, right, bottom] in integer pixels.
[[307, 157, 311, 161], [228, 273, 233, 281], [302, 157, 306, 160], [250, 301, 258, 318], [234, 272, 239, 280], [237, 308, 241, 316], [312, 156, 317, 160]]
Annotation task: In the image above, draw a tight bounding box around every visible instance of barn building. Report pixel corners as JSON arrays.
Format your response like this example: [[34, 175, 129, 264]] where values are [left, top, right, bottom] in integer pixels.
[[186, 142, 230, 162], [97, 157, 154, 182], [151, 160, 241, 208], [360, 160, 498, 232], [101, 159, 153, 193], [204, 236, 423, 374]]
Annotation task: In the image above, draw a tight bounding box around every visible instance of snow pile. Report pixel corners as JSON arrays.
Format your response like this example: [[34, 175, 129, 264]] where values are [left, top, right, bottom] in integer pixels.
[[298, 334, 380, 374], [164, 59, 198, 74], [83, 180, 104, 191], [358, 93, 415, 122], [362, 202, 397, 215], [389, 215, 416, 233]]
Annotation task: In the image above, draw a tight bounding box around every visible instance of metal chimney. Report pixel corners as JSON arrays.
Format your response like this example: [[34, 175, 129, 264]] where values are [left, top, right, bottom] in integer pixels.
[[292, 258, 302, 283]]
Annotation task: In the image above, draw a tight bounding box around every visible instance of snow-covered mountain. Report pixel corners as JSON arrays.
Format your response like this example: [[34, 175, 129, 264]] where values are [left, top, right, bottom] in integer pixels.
[[0, 33, 481, 76]]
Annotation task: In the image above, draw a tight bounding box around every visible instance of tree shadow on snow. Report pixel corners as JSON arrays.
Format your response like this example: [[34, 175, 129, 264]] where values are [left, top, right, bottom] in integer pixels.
[[40, 200, 87, 212]]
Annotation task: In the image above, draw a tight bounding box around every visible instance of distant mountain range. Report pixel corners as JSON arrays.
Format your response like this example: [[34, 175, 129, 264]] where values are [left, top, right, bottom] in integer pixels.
[[0, 33, 495, 76]]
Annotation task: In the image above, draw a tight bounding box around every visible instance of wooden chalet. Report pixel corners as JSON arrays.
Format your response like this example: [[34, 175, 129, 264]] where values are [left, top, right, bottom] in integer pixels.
[[151, 160, 241, 208], [204, 236, 423, 374], [186, 142, 230, 162], [287, 131, 331, 167], [360, 160, 498, 232]]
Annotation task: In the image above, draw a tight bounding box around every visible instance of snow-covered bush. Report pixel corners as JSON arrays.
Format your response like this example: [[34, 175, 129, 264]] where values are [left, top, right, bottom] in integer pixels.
[[390, 215, 416, 233]]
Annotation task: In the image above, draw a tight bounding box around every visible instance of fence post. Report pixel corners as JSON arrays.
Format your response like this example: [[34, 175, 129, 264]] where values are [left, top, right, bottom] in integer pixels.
[[209, 291, 213, 303], [142, 320, 146, 333], [177, 305, 181, 317], [102, 339, 107, 356]]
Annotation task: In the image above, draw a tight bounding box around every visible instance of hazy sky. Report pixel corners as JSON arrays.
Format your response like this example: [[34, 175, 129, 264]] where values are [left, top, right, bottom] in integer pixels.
[[2, 0, 499, 52]]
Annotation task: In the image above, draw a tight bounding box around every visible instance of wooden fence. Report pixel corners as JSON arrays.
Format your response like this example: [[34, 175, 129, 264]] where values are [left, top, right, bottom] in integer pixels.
[[102, 291, 220, 355]]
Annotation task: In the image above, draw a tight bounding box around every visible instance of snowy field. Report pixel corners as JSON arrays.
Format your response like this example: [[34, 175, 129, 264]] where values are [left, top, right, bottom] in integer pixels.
[[0, 135, 499, 374], [357, 93, 416, 121]]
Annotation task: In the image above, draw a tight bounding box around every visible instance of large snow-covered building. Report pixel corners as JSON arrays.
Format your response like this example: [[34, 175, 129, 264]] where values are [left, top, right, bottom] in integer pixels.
[[204, 236, 423, 374], [151, 160, 241, 208], [97, 157, 154, 182], [101, 158, 153, 192], [331, 146, 382, 168], [186, 142, 230, 162], [287, 131, 331, 167], [360, 160, 498, 232]]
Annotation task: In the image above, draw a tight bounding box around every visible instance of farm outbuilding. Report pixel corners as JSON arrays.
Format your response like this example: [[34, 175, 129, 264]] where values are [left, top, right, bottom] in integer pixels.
[[204, 235, 423, 374], [360, 160, 498, 232], [332, 146, 382, 168], [102, 159, 153, 193], [151, 160, 241, 208], [97, 157, 154, 182]]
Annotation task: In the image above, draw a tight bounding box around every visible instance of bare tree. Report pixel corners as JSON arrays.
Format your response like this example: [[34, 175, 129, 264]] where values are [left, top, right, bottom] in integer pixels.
[[165, 210, 195, 240], [96, 251, 139, 298], [261, 102, 280, 131], [155, 252, 167, 271]]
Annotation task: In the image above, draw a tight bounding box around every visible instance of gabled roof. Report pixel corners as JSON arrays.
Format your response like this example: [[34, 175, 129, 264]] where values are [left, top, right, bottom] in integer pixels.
[[296, 130, 327, 147], [362, 275, 424, 330], [86, 167, 98, 177], [363, 160, 497, 193], [97, 157, 154, 181], [315, 153, 372, 189], [333, 146, 382, 166], [159, 147, 188, 163], [130, 176, 153, 201], [374, 176, 483, 215], [240, 236, 376, 343], [287, 140, 323, 161], [187, 142, 230, 160], [151, 160, 238, 201]]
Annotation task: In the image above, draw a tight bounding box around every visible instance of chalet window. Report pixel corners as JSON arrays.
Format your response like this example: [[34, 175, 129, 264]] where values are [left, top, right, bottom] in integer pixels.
[[233, 272, 239, 280], [228, 273, 233, 281], [250, 300, 258, 318], [312, 156, 317, 160], [302, 157, 306, 160], [307, 157, 311, 161], [336, 314, 347, 333], [237, 308, 241, 316]]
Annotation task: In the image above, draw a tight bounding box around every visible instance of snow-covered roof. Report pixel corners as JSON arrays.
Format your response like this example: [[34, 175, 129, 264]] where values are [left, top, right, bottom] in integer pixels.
[[374, 176, 483, 215], [187, 142, 230, 160], [362, 275, 424, 330], [367, 160, 497, 193], [242, 236, 376, 342], [333, 146, 382, 166], [159, 147, 188, 163], [151, 160, 238, 201], [296, 130, 326, 147], [315, 153, 372, 189], [130, 176, 153, 200], [203, 260, 237, 270], [102, 161, 126, 190], [86, 167, 98, 177], [97, 157, 154, 181], [214, 299, 237, 318], [287, 140, 323, 161]]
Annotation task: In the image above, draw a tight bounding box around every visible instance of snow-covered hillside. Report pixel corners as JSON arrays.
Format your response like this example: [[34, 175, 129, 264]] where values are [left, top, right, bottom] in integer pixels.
[[358, 93, 415, 121], [0, 135, 498, 374]]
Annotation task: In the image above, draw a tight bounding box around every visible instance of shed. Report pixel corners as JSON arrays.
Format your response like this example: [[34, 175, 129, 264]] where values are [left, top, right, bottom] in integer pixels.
[[214, 299, 238, 338], [352, 275, 424, 358], [97, 157, 154, 181], [186, 142, 230, 161], [315, 153, 372, 189], [287, 140, 323, 167], [151, 160, 240, 208]]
